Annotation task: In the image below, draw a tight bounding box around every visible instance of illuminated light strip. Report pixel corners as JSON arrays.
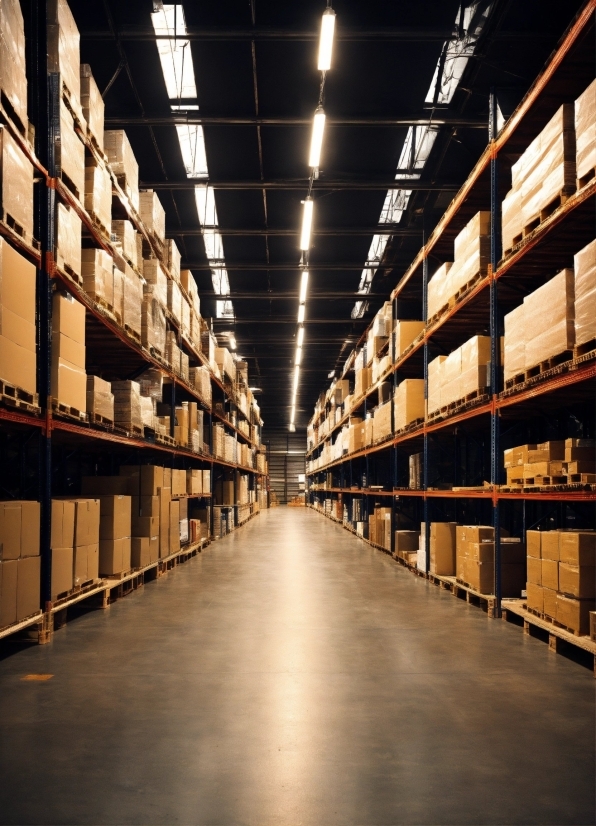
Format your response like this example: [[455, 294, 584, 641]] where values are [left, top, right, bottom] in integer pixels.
[[151, 5, 235, 320]]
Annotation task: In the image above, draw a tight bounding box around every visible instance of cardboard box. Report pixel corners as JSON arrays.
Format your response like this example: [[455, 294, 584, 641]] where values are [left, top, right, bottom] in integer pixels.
[[542, 587, 558, 620], [558, 563, 595, 599], [541, 558, 559, 591], [132, 514, 159, 538], [0, 559, 17, 627], [526, 582, 543, 613], [394, 530, 419, 557], [0, 334, 36, 394], [430, 522, 456, 576], [159, 487, 171, 557], [51, 546, 73, 598], [50, 499, 75, 550], [99, 537, 131, 576], [0, 500, 40, 559], [526, 530, 542, 558], [71, 498, 100, 547], [119, 465, 164, 496], [556, 593, 595, 636], [172, 469, 187, 496], [16, 555, 39, 621], [73, 543, 98, 586], [51, 356, 86, 411], [394, 379, 425, 431], [527, 555, 542, 585], [169, 500, 180, 553], [98, 495, 131, 540], [132, 495, 159, 519], [541, 532, 560, 561], [187, 469, 202, 495], [559, 531, 596, 566], [52, 291, 85, 344], [131, 536, 157, 568]]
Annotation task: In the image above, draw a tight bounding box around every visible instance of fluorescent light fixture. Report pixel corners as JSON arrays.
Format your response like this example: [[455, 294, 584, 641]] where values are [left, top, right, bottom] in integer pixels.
[[297, 304, 306, 324], [229, 334, 237, 351], [297, 326, 305, 347], [295, 347, 302, 365], [300, 198, 314, 251], [176, 124, 208, 178], [290, 405, 296, 423], [318, 8, 336, 71], [299, 270, 309, 303], [309, 107, 326, 168], [195, 184, 218, 226], [151, 5, 197, 100], [293, 365, 300, 392]]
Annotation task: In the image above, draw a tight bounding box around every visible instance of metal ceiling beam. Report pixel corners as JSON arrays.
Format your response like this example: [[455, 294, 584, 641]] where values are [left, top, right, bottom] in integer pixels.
[[211, 318, 371, 324], [82, 27, 550, 42], [146, 179, 459, 191], [185, 262, 393, 270], [168, 226, 422, 237], [106, 114, 486, 127], [204, 292, 385, 300]]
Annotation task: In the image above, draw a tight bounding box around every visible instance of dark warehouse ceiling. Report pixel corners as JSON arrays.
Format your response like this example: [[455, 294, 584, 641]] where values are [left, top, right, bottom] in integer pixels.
[[69, 0, 584, 431]]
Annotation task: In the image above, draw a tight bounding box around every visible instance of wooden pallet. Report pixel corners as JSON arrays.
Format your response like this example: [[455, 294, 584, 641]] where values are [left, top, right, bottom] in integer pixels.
[[427, 390, 490, 423], [512, 190, 573, 245], [123, 324, 142, 344], [88, 412, 114, 430], [55, 256, 83, 286], [0, 91, 30, 142], [50, 578, 103, 611], [502, 598, 596, 675], [0, 379, 40, 414], [0, 209, 40, 253], [52, 399, 88, 423], [502, 350, 575, 395], [577, 167, 595, 190], [574, 339, 596, 359], [86, 210, 111, 242], [0, 610, 44, 642], [451, 578, 498, 617]]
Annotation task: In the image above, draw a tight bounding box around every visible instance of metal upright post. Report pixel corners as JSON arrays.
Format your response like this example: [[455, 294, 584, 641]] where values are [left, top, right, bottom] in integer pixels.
[[390, 295, 397, 556], [489, 87, 502, 617], [30, 0, 55, 607], [422, 251, 430, 574]]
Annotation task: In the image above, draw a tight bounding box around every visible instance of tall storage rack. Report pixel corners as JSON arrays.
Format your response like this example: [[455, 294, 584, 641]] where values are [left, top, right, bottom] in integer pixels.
[[306, 4, 596, 655], [0, 3, 268, 644]]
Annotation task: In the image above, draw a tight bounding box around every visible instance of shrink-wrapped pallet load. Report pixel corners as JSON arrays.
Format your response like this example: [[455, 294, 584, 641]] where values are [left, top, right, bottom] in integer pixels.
[[111, 220, 138, 270], [0, 127, 34, 239], [459, 335, 491, 398], [167, 239, 181, 282], [501, 187, 523, 255], [0, 0, 28, 132], [121, 263, 143, 339], [427, 262, 452, 320], [393, 379, 424, 431], [80, 64, 104, 152], [104, 130, 139, 210], [427, 355, 446, 416], [84, 158, 112, 236], [111, 380, 143, 433], [86, 375, 114, 422], [449, 211, 491, 296], [167, 279, 182, 325], [574, 77, 596, 187], [81, 248, 114, 309], [139, 190, 166, 248], [394, 320, 424, 360], [47, 0, 82, 122], [56, 201, 82, 278], [573, 238, 596, 348], [0, 239, 36, 394], [56, 100, 85, 201], [372, 400, 391, 441], [215, 346, 236, 382], [141, 288, 166, 355], [522, 269, 574, 370], [51, 292, 86, 411], [143, 259, 168, 307], [503, 303, 526, 382]]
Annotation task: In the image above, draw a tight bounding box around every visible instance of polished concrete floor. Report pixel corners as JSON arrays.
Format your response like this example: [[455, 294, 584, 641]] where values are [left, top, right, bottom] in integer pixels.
[[0, 507, 594, 826]]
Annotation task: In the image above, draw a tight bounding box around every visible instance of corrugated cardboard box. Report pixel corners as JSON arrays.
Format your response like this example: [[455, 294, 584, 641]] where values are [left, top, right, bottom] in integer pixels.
[[574, 77, 596, 184], [51, 499, 75, 550], [98, 495, 131, 540], [394, 379, 424, 431], [0, 559, 17, 627], [169, 500, 180, 553], [558, 563, 595, 599], [131, 536, 157, 568], [99, 537, 131, 576], [0, 501, 39, 559], [0, 127, 34, 239], [51, 546, 73, 599], [526, 581, 543, 613], [559, 531, 596, 566], [16, 556, 40, 620], [430, 522, 456, 575], [73, 543, 98, 586], [120, 465, 164, 497], [556, 593, 594, 635], [523, 269, 575, 369], [80, 64, 104, 151], [104, 130, 139, 209], [541, 558, 558, 591]]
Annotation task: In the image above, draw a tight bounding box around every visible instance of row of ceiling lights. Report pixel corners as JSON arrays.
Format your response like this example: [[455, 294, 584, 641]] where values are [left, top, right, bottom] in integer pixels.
[[290, 6, 336, 430]]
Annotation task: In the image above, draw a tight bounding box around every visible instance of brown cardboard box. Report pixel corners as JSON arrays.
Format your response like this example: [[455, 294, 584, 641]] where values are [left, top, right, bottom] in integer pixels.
[[0, 239, 36, 325], [527, 441, 565, 462], [52, 292, 85, 343], [541, 558, 559, 591], [187, 469, 202, 495], [50, 499, 75, 550], [0, 306, 35, 352], [558, 563, 596, 599], [559, 531, 596, 566], [131, 495, 159, 519], [373, 401, 392, 441], [51, 546, 73, 598], [16, 556, 40, 621], [543, 587, 558, 620], [0, 501, 40, 559], [0, 334, 36, 394], [71, 498, 100, 546], [73, 543, 98, 586], [87, 543, 99, 581], [564, 438, 595, 463], [394, 530, 418, 558], [99, 537, 131, 576], [98, 495, 131, 540], [556, 593, 595, 635], [527, 556, 542, 585], [81, 476, 131, 496], [158, 487, 171, 557], [394, 379, 425, 431], [131, 536, 155, 569], [53, 331, 85, 368], [119, 465, 164, 497], [0, 559, 17, 627], [202, 470, 210, 493], [354, 368, 372, 397], [526, 531, 542, 558], [541, 532, 560, 561], [169, 500, 180, 553], [526, 582, 543, 613], [172, 469, 187, 496], [132, 515, 159, 538], [430, 522, 456, 576], [51, 356, 86, 411], [163, 468, 172, 489]]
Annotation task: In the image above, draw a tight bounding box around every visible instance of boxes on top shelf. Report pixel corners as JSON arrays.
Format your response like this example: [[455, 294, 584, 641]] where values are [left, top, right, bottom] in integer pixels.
[[139, 190, 166, 247], [394, 379, 424, 431], [56, 99, 85, 202], [0, 0, 28, 133], [575, 77, 596, 186], [80, 64, 104, 152], [573, 238, 596, 349], [167, 239, 181, 282], [104, 130, 140, 210], [0, 126, 34, 241], [111, 380, 143, 433], [51, 291, 86, 411], [86, 375, 114, 422], [56, 200, 82, 278], [84, 157, 112, 237], [47, 0, 84, 125], [0, 238, 36, 395]]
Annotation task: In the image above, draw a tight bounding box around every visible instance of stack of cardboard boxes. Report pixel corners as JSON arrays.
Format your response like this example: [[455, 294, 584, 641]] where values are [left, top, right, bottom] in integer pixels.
[[575, 77, 596, 187], [526, 530, 596, 635], [0, 501, 41, 627], [393, 530, 419, 566], [428, 335, 491, 415], [51, 292, 87, 411], [0, 240, 36, 394], [394, 379, 425, 431], [456, 526, 525, 595], [368, 507, 392, 551], [504, 439, 595, 487]]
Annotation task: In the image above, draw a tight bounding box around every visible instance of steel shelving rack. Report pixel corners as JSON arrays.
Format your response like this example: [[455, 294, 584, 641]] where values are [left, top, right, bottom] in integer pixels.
[[306, 3, 596, 629], [0, 3, 268, 642]]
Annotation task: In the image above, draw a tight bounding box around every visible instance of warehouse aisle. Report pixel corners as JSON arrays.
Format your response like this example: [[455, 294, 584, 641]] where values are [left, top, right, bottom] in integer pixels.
[[0, 508, 594, 826]]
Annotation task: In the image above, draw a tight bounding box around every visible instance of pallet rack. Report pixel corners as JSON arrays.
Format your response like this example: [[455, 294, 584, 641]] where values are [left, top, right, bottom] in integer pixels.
[[0, 4, 269, 645], [306, 2, 596, 652]]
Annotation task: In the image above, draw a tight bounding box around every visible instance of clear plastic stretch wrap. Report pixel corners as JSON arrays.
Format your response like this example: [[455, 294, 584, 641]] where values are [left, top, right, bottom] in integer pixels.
[[140, 395, 155, 429], [111, 380, 142, 430], [393, 379, 425, 431], [86, 375, 114, 421], [447, 211, 491, 297], [122, 264, 143, 338], [138, 367, 163, 400], [47, 0, 82, 121], [111, 220, 138, 269], [165, 331, 180, 371], [426, 262, 452, 320], [167, 239, 181, 282], [167, 279, 182, 324], [142, 259, 168, 307], [575, 78, 596, 183], [523, 269, 574, 369], [0, 0, 27, 129], [56, 201, 82, 278], [427, 355, 447, 415], [84, 159, 112, 232], [180, 351, 189, 383], [112, 265, 124, 320], [80, 64, 104, 151], [141, 288, 166, 355], [180, 295, 191, 339], [501, 187, 522, 252], [58, 100, 85, 199], [104, 130, 139, 210], [503, 303, 525, 381], [189, 365, 212, 406], [573, 238, 596, 347], [181, 269, 200, 315], [394, 320, 424, 359], [0, 126, 33, 236], [139, 190, 166, 243], [81, 248, 114, 307]]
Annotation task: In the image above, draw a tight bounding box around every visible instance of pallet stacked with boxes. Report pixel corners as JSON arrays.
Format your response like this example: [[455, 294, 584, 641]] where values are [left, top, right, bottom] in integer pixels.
[[0, 0, 268, 643], [305, 10, 596, 671]]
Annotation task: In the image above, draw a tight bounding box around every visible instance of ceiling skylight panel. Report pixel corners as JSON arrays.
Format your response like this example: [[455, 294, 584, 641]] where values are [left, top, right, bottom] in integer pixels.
[[211, 268, 231, 296], [216, 299, 235, 319], [151, 5, 197, 101], [194, 184, 218, 226], [176, 124, 208, 178]]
